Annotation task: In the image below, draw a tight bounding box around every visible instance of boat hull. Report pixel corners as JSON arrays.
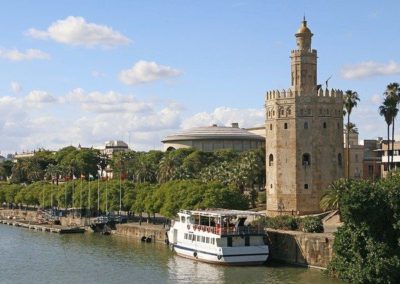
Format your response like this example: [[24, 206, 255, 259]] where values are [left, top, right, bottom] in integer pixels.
[[172, 243, 269, 266]]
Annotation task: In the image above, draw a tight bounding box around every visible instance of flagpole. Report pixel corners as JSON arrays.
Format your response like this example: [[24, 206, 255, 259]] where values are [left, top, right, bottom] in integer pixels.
[[88, 175, 91, 213], [97, 174, 100, 214]]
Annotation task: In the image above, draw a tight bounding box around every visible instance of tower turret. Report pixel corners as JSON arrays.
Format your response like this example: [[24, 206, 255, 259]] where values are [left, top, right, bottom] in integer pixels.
[[291, 17, 317, 94], [295, 17, 313, 51]]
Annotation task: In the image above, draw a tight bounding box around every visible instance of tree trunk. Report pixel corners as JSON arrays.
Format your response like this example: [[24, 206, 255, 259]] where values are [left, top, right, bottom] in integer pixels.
[[347, 114, 350, 179], [392, 119, 395, 171], [388, 125, 391, 173]]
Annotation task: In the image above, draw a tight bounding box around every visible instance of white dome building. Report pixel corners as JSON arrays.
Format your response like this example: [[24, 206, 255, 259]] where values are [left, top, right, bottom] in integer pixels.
[[162, 123, 265, 152]]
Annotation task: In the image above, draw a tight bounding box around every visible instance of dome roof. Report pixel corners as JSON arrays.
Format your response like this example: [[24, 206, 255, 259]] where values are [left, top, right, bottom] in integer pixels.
[[296, 19, 312, 35], [162, 124, 265, 142]]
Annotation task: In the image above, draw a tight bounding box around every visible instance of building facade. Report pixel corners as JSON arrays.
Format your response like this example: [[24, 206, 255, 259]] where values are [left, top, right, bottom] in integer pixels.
[[265, 18, 344, 215], [344, 132, 364, 179]]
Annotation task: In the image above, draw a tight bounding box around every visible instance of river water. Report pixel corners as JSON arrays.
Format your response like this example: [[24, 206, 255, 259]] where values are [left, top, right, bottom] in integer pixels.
[[0, 225, 342, 284]]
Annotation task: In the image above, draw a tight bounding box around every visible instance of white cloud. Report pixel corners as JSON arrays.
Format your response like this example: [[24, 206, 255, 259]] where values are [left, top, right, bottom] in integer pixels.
[[26, 90, 57, 105], [119, 60, 182, 85], [341, 60, 400, 80], [65, 88, 152, 113], [27, 16, 131, 48], [181, 106, 264, 129], [10, 81, 22, 94], [0, 48, 50, 61], [0, 88, 185, 154]]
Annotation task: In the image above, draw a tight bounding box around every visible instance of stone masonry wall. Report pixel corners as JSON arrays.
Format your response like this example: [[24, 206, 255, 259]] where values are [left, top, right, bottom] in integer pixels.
[[267, 229, 334, 269]]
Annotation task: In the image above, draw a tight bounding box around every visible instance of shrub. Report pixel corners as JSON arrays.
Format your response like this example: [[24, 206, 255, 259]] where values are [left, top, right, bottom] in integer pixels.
[[266, 215, 299, 230], [300, 216, 324, 233]]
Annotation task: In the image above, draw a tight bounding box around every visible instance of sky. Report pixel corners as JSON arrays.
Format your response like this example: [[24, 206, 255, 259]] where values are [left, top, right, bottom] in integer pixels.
[[0, 0, 399, 155]]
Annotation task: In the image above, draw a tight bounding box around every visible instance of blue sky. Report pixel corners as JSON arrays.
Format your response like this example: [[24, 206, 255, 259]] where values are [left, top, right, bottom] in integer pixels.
[[0, 1, 399, 155]]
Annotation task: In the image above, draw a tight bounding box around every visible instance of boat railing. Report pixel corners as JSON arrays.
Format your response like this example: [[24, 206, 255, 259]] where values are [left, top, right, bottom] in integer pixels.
[[190, 224, 265, 236]]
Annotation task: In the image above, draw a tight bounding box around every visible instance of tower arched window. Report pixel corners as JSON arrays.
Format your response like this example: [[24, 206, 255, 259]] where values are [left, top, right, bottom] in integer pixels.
[[302, 153, 311, 166], [287, 108, 291, 115], [270, 124, 272, 131], [323, 122, 327, 128], [304, 122, 308, 129], [338, 153, 342, 167], [269, 154, 274, 166], [281, 109, 284, 116], [284, 123, 288, 129]]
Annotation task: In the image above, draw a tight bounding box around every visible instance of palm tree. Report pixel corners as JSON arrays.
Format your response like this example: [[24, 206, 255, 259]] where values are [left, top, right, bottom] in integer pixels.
[[345, 122, 358, 135], [320, 178, 349, 212], [343, 90, 360, 179], [383, 82, 400, 170], [379, 95, 398, 172]]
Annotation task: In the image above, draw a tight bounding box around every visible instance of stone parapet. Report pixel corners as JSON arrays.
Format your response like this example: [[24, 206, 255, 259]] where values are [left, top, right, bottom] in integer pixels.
[[267, 229, 334, 269]]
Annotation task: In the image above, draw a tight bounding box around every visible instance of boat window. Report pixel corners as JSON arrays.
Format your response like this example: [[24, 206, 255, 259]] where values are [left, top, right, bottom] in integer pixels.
[[211, 238, 215, 245], [184, 233, 188, 240], [181, 216, 186, 223], [197, 235, 201, 242], [201, 236, 205, 243], [206, 237, 210, 243]]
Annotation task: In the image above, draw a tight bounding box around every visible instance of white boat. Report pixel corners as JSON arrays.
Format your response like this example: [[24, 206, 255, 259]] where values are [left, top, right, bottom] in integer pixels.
[[167, 209, 269, 265]]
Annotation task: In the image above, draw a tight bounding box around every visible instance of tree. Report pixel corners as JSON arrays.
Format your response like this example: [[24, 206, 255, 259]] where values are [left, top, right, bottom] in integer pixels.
[[97, 153, 109, 179], [343, 90, 360, 179], [0, 160, 13, 180], [379, 95, 397, 172], [328, 176, 400, 283], [320, 178, 348, 212], [384, 82, 400, 170]]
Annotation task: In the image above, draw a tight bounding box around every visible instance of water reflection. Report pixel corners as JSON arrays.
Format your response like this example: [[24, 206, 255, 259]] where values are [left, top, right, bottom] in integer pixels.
[[0, 226, 341, 284], [168, 255, 224, 283]]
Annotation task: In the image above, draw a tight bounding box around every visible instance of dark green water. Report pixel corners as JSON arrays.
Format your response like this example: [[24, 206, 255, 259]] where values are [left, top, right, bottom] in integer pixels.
[[0, 225, 342, 284]]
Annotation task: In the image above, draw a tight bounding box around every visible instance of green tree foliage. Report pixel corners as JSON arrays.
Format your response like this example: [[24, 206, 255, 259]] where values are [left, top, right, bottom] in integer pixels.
[[328, 176, 400, 283], [0, 160, 13, 180], [155, 180, 249, 218], [320, 178, 348, 212]]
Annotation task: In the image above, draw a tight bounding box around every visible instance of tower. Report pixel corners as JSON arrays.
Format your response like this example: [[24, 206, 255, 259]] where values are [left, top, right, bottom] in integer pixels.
[[265, 18, 344, 216]]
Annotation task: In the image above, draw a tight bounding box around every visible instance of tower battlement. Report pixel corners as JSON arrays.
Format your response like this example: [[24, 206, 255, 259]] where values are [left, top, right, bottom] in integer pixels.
[[265, 88, 343, 101], [290, 49, 317, 55]]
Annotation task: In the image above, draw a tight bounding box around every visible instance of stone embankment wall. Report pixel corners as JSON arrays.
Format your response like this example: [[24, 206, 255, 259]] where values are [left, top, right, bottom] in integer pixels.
[[0, 209, 87, 226], [114, 223, 167, 243], [267, 229, 334, 269], [0, 209, 38, 221]]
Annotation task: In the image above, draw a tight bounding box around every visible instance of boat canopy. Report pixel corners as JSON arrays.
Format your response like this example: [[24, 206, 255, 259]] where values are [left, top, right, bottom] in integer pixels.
[[179, 209, 265, 218]]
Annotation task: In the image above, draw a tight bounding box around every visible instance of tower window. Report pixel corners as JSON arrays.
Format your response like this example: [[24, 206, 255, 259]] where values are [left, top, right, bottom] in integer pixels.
[[270, 124, 272, 130], [270, 184, 273, 189], [287, 108, 291, 115], [304, 184, 309, 189], [281, 109, 284, 116], [273, 111, 275, 116], [302, 153, 311, 166], [304, 122, 308, 129], [269, 154, 274, 166], [284, 123, 288, 129], [323, 122, 327, 128], [337, 122, 340, 129], [338, 153, 342, 167]]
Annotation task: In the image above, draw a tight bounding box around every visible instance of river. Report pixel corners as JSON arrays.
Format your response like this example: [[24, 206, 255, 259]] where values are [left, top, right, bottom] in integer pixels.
[[0, 225, 342, 284]]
